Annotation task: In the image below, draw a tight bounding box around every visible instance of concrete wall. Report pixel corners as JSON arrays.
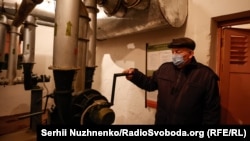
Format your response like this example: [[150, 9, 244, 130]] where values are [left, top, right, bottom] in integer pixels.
[[0, 0, 249, 125]]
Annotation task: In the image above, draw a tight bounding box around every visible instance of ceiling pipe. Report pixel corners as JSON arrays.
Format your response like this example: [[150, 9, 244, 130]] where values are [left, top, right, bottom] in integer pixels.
[[96, 0, 188, 40], [0, 0, 54, 23], [12, 0, 44, 27]]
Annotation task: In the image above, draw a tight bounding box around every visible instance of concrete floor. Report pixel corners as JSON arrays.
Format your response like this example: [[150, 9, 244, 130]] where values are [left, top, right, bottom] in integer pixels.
[[0, 128, 36, 141], [0, 112, 47, 141]]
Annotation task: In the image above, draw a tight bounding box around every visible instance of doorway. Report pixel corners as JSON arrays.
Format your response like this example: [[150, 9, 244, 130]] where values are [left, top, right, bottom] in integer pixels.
[[213, 11, 250, 124]]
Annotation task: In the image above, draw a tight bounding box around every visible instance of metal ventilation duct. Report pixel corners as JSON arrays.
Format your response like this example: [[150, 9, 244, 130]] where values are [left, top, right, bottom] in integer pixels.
[[0, 0, 188, 39], [96, 0, 188, 40]]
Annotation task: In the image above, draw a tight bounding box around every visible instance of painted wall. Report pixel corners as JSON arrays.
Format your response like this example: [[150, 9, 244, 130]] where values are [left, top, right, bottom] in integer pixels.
[[0, 0, 249, 125]]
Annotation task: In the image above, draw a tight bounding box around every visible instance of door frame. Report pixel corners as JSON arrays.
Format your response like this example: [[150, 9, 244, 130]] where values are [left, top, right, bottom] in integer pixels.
[[212, 10, 250, 124], [213, 10, 250, 74]]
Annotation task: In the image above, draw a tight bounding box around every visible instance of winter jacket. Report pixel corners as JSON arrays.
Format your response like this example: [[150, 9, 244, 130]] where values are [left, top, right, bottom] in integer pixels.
[[130, 57, 221, 125]]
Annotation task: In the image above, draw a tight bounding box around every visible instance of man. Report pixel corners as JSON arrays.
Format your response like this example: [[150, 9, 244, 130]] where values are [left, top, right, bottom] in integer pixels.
[[123, 37, 221, 125]]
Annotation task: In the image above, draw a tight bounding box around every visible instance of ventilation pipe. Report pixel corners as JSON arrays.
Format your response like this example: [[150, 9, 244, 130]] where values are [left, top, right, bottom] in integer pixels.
[[47, 0, 115, 125], [3, 0, 44, 85], [0, 15, 8, 72], [21, 15, 36, 90], [7, 26, 20, 85], [0, 0, 54, 23], [96, 0, 188, 40], [12, 0, 44, 27], [84, 0, 98, 89], [73, 2, 90, 95], [48, 0, 81, 124]]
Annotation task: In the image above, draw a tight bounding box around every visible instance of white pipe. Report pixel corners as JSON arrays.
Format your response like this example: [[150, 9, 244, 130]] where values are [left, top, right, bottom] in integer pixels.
[[85, 0, 98, 67], [22, 15, 37, 63], [50, 0, 80, 70], [12, 0, 43, 27], [7, 26, 20, 85]]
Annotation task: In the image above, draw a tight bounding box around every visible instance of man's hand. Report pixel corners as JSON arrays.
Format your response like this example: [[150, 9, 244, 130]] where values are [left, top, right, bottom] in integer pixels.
[[122, 68, 135, 80]]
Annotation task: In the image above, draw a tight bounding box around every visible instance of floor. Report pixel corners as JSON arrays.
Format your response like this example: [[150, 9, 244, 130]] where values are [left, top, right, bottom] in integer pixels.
[[0, 128, 37, 141], [0, 112, 47, 141]]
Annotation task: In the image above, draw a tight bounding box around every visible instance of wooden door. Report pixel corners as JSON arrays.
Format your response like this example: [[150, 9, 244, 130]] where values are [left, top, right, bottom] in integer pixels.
[[220, 28, 250, 124]]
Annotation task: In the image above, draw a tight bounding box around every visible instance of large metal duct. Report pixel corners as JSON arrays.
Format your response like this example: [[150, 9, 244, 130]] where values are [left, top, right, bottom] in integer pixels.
[[48, 0, 81, 125], [96, 0, 188, 40], [0, 0, 54, 23], [12, 0, 43, 27]]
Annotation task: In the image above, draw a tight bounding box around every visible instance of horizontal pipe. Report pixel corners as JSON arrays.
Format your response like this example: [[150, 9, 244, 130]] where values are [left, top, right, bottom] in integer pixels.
[[12, 0, 44, 27]]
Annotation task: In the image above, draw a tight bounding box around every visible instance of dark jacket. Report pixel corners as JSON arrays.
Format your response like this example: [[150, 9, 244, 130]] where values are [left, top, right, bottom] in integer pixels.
[[130, 57, 221, 125]]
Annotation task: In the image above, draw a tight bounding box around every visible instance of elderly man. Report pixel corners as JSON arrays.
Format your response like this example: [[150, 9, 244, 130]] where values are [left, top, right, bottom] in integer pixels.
[[123, 37, 221, 125]]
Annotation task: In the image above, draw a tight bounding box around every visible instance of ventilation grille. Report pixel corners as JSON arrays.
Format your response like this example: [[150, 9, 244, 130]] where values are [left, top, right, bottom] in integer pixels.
[[230, 35, 248, 64]]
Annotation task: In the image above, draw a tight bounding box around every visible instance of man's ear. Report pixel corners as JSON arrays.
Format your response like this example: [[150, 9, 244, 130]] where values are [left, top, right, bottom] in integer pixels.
[[189, 51, 194, 59]]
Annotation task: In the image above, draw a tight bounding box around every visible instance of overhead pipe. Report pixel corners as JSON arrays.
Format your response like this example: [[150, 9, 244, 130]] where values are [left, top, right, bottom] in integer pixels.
[[0, 15, 8, 72], [0, 0, 54, 23], [12, 0, 44, 27], [49, 0, 80, 124], [85, 0, 98, 89], [96, 0, 188, 40]]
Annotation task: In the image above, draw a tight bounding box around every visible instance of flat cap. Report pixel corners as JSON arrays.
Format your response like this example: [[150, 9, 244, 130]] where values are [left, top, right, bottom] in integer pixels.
[[168, 37, 196, 50]]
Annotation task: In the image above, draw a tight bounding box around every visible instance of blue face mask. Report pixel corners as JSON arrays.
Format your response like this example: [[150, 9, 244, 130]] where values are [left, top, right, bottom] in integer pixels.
[[172, 54, 184, 66]]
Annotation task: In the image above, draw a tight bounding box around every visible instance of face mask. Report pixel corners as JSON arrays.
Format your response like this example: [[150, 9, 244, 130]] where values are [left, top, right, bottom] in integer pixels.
[[172, 54, 184, 66]]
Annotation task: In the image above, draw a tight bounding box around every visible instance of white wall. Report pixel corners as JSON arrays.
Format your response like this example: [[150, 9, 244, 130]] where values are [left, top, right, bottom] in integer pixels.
[[0, 0, 249, 125]]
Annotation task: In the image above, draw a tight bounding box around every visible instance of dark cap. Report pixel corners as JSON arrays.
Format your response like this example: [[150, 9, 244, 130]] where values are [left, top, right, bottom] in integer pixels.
[[168, 37, 196, 50]]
